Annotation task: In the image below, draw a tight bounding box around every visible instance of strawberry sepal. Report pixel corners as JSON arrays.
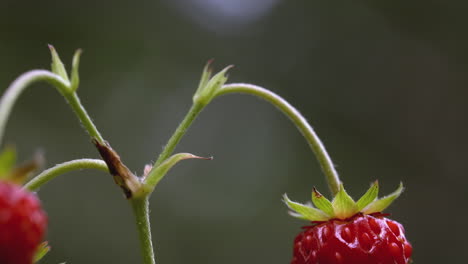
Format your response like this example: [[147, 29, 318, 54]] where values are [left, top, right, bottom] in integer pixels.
[[285, 181, 405, 221]]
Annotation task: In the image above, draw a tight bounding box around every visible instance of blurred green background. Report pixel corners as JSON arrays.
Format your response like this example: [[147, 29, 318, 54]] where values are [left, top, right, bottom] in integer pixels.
[[0, 0, 466, 263]]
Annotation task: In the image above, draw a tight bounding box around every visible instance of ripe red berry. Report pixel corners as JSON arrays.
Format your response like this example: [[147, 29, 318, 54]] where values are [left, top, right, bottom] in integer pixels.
[[0, 181, 48, 264], [291, 213, 412, 264], [284, 181, 412, 264]]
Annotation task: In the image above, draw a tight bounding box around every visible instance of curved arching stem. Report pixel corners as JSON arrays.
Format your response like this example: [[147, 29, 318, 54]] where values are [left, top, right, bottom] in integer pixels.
[[0, 70, 68, 144], [0, 69, 104, 146], [215, 83, 341, 195], [25, 158, 108, 191]]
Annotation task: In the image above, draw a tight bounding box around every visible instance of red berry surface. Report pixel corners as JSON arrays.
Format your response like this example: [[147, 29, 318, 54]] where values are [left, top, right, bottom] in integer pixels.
[[0, 181, 47, 264], [291, 213, 412, 264]]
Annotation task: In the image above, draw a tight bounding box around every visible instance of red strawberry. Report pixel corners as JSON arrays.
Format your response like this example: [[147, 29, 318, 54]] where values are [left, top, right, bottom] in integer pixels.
[[284, 181, 412, 264], [0, 181, 47, 264]]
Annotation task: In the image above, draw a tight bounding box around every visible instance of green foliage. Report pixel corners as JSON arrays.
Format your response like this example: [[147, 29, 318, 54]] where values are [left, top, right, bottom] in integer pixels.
[[332, 184, 358, 219], [193, 62, 232, 106], [285, 182, 405, 221], [311, 188, 334, 216], [48, 45, 69, 82], [362, 183, 404, 214], [33, 241, 50, 263], [143, 153, 212, 196], [0, 146, 16, 179], [283, 194, 330, 221], [356, 180, 379, 211], [70, 49, 82, 92]]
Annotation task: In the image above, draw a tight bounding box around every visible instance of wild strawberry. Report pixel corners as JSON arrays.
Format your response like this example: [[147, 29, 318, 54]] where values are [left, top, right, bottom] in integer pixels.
[[284, 181, 412, 264], [0, 181, 47, 264]]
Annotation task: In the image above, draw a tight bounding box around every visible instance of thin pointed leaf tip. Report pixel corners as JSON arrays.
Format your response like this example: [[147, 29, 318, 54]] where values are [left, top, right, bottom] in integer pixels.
[[284, 181, 404, 221], [283, 194, 329, 221], [48, 44, 69, 82]]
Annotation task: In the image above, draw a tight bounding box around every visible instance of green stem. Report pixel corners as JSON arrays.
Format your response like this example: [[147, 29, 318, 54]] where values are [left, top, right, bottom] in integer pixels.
[[24, 159, 108, 191], [215, 83, 341, 195], [63, 92, 104, 143], [0, 69, 105, 145], [136, 103, 209, 263], [0, 70, 69, 144], [131, 197, 156, 264], [154, 103, 204, 167]]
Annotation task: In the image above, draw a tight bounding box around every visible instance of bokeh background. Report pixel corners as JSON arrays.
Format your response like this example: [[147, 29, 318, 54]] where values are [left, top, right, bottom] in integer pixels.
[[0, 0, 466, 263]]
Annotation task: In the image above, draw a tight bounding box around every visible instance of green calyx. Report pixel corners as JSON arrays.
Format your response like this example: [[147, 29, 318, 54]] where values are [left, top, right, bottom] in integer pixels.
[[283, 181, 404, 221]]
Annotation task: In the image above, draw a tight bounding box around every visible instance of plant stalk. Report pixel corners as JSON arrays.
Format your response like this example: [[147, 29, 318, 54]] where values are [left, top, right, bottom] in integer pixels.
[[131, 197, 156, 264], [25, 159, 108, 191], [0, 69, 105, 145], [0, 70, 68, 144], [153, 103, 204, 167], [64, 92, 105, 143], [216, 83, 341, 195]]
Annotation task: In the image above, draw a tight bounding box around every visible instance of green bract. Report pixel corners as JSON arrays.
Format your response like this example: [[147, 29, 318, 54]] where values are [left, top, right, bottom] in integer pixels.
[[48, 45, 82, 92], [49, 44, 69, 82], [193, 61, 232, 106], [0, 146, 16, 179], [33, 241, 50, 263], [284, 181, 404, 221], [0, 146, 43, 184], [70, 49, 82, 92]]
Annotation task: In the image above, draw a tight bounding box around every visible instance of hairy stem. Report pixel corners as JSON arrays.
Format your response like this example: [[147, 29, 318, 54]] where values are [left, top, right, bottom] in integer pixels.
[[25, 159, 108, 191], [216, 83, 341, 195], [63, 92, 104, 143], [0, 69, 105, 145], [153, 103, 204, 167], [0, 70, 68, 144], [131, 197, 156, 264]]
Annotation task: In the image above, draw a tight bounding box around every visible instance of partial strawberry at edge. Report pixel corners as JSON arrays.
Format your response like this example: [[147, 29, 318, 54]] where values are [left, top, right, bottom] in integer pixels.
[[0, 181, 47, 264], [284, 182, 412, 264]]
